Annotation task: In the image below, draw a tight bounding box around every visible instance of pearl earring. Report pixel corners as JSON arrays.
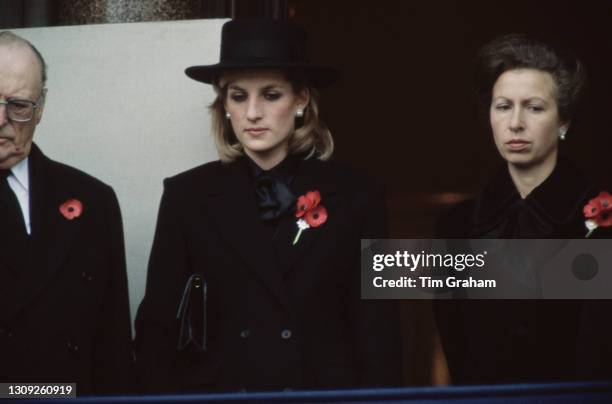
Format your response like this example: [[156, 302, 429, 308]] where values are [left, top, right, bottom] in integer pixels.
[[295, 109, 304, 118], [559, 127, 567, 141], [225, 111, 231, 119]]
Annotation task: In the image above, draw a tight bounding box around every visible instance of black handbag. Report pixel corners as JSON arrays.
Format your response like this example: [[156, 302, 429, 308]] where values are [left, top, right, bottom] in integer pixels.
[[176, 273, 207, 352]]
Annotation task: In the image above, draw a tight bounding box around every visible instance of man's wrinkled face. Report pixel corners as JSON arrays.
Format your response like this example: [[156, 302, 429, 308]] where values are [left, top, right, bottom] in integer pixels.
[[0, 43, 45, 170]]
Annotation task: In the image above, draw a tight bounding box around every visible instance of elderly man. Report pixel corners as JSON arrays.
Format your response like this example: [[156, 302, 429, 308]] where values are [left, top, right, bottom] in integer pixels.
[[0, 31, 132, 394]]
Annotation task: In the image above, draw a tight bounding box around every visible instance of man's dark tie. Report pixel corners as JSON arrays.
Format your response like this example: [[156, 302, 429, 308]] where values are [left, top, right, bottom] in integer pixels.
[[0, 168, 28, 273]]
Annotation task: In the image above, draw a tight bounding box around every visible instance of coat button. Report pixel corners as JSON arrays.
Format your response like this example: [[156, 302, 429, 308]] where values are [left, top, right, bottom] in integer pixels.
[[280, 329, 292, 339], [67, 340, 79, 354], [240, 329, 250, 338]]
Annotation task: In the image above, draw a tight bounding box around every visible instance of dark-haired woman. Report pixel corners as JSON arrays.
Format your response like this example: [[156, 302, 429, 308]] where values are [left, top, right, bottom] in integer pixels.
[[134, 19, 400, 393], [435, 34, 611, 384]]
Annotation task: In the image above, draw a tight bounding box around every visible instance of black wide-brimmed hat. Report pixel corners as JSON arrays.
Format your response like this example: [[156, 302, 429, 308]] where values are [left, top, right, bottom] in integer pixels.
[[185, 19, 339, 88]]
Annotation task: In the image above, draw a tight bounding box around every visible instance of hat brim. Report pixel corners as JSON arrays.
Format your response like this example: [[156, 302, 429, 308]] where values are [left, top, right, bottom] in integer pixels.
[[185, 62, 340, 88]]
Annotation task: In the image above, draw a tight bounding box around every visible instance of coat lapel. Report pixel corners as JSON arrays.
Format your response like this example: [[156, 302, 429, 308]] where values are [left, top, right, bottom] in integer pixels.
[[204, 160, 292, 313], [273, 159, 338, 275], [0, 145, 81, 324]]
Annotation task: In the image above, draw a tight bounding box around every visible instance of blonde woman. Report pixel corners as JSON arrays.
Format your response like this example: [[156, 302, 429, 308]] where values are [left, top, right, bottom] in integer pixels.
[[135, 19, 400, 393]]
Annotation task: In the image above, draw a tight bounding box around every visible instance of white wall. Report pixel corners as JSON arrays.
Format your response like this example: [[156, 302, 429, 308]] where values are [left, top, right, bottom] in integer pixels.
[[15, 19, 228, 323]]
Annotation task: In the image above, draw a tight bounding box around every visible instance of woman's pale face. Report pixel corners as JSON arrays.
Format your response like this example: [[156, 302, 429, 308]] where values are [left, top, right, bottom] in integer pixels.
[[490, 68, 567, 170], [222, 69, 309, 169]]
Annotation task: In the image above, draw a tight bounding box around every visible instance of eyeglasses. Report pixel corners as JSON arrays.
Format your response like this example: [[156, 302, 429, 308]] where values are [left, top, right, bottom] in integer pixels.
[[0, 99, 41, 123]]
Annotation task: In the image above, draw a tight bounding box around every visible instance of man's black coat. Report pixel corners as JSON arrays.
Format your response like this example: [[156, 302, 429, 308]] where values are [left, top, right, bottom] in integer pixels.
[[0, 144, 133, 395]]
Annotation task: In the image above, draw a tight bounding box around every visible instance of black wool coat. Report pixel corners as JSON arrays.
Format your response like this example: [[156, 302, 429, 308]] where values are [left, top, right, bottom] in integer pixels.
[[434, 158, 611, 385], [0, 144, 133, 395], [135, 157, 401, 393]]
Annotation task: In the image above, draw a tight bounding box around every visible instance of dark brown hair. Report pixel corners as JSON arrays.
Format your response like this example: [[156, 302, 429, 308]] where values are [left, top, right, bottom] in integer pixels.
[[476, 34, 586, 122]]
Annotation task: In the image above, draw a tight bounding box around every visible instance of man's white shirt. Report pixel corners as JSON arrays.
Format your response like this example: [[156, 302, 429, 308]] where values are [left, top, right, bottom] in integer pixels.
[[6, 157, 31, 234]]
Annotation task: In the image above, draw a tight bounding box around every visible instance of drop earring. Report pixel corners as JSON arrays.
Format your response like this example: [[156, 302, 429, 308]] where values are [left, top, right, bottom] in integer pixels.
[[559, 127, 567, 141], [225, 111, 231, 119], [295, 109, 304, 118]]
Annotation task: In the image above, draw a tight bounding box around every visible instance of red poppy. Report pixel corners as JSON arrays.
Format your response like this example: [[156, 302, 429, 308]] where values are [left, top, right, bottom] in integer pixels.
[[292, 190, 327, 245], [583, 200, 600, 219], [597, 211, 612, 227], [305, 205, 328, 227], [296, 190, 321, 218], [583, 191, 612, 227], [597, 191, 612, 209], [59, 199, 83, 220]]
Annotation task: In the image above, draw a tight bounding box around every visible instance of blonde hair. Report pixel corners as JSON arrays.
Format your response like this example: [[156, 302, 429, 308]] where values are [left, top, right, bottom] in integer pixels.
[[209, 71, 334, 162]]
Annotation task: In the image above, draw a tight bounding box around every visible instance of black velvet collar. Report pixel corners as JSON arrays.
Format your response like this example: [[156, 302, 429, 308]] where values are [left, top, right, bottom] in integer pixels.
[[473, 158, 595, 236], [244, 153, 301, 184]]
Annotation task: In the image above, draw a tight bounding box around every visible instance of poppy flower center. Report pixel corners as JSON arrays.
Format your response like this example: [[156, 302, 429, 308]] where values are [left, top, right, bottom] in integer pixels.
[[313, 213, 319, 219], [603, 200, 609, 208], [603, 212, 609, 220], [68, 207, 74, 212]]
